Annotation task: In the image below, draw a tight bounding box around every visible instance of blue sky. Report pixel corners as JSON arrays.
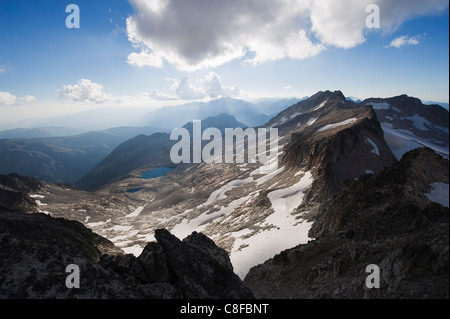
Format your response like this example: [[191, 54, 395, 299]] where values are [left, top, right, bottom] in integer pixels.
[[0, 0, 449, 125]]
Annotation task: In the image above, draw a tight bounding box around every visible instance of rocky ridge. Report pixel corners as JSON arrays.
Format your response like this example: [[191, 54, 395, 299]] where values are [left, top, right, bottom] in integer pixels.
[[244, 148, 449, 298]]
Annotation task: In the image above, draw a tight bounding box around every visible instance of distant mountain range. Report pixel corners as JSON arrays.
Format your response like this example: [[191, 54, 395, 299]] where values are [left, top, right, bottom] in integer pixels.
[[0, 127, 160, 184], [1, 97, 301, 133], [424, 101, 449, 110], [0, 92, 447, 188], [0, 127, 87, 139], [137, 97, 301, 129]]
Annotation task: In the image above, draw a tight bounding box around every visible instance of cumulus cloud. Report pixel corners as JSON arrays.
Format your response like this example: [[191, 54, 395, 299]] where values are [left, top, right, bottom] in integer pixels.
[[126, 0, 322, 70], [385, 34, 424, 49], [61, 79, 111, 103], [201, 72, 240, 98], [20, 95, 38, 104], [171, 76, 206, 100], [126, 0, 448, 70], [156, 72, 240, 100], [0, 91, 16, 105], [126, 49, 164, 68]]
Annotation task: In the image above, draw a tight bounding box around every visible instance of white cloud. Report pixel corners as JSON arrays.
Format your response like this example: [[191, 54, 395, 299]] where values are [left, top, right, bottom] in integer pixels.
[[0, 92, 38, 106], [201, 72, 240, 98], [385, 34, 423, 48], [126, 0, 448, 70], [126, 0, 322, 70], [309, 0, 368, 49], [20, 95, 37, 104], [61, 79, 111, 103], [0, 91, 16, 105], [126, 49, 164, 68], [147, 89, 177, 101], [171, 76, 206, 100], [160, 72, 240, 100]]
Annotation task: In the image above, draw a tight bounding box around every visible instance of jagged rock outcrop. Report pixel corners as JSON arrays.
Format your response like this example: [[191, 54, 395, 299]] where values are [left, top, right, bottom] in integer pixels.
[[0, 187, 39, 213], [154, 229, 253, 299], [279, 91, 397, 201], [310, 147, 449, 238], [244, 148, 449, 299], [0, 209, 252, 299], [0, 173, 45, 194], [0, 174, 44, 213]]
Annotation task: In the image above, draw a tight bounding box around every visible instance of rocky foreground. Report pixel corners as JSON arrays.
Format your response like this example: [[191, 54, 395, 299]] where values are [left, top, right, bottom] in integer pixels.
[[0, 207, 253, 299]]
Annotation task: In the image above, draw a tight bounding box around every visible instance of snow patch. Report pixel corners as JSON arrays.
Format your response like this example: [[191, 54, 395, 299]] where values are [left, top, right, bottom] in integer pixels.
[[317, 118, 358, 132], [381, 123, 449, 160], [35, 200, 47, 206], [172, 196, 251, 240], [30, 194, 45, 199], [366, 138, 380, 156], [122, 245, 144, 257], [110, 230, 140, 242], [107, 225, 133, 232], [371, 102, 390, 110], [87, 219, 111, 228], [126, 205, 146, 218], [230, 171, 314, 279], [425, 183, 449, 208], [405, 115, 432, 131], [256, 166, 285, 186], [200, 178, 253, 207], [251, 160, 279, 176], [313, 100, 327, 111], [306, 117, 318, 126], [290, 112, 303, 119]]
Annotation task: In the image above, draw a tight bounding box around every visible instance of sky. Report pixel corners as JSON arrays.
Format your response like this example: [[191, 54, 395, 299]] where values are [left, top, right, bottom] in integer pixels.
[[0, 0, 449, 127]]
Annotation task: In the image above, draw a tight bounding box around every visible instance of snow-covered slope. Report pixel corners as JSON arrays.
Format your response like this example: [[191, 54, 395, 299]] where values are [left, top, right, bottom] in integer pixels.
[[363, 95, 449, 159]]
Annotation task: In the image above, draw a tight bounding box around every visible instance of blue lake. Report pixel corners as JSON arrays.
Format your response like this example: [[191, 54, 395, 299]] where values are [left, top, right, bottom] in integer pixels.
[[141, 167, 175, 179]]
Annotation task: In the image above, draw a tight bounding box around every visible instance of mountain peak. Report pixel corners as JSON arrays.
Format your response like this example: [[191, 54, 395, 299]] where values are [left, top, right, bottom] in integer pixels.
[[331, 90, 346, 100]]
